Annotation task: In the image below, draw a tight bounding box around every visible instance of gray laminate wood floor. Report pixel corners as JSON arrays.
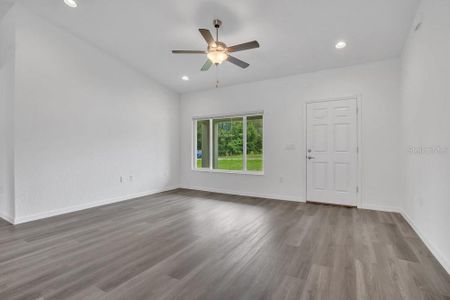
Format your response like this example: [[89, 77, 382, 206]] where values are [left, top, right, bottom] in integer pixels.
[[0, 189, 449, 300]]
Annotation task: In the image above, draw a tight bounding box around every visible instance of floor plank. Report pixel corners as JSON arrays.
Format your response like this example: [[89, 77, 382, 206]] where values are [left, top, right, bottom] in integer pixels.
[[0, 189, 448, 299]]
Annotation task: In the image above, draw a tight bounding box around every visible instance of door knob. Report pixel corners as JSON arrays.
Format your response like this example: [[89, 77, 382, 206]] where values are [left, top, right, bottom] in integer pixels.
[[307, 156, 315, 160]]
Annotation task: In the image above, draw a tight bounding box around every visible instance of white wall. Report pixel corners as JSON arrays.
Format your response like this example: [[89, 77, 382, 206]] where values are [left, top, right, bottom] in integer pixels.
[[0, 7, 15, 222], [401, 0, 450, 273], [0, 1, 14, 22], [10, 6, 180, 223], [180, 59, 402, 210]]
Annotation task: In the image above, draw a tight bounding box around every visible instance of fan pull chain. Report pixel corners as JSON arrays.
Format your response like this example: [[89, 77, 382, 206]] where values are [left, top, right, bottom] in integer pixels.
[[215, 65, 219, 88]]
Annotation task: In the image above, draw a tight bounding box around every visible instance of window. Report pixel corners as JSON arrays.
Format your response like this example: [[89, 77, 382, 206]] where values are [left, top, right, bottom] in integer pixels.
[[196, 119, 210, 169], [213, 117, 243, 171], [194, 113, 263, 174], [246, 115, 263, 171]]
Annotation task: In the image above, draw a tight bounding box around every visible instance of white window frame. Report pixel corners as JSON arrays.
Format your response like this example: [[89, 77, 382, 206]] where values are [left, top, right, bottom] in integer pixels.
[[192, 111, 264, 175]]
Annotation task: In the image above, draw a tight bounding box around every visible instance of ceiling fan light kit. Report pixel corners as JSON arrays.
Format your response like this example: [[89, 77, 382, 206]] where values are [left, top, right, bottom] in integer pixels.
[[207, 42, 229, 65], [172, 19, 260, 72]]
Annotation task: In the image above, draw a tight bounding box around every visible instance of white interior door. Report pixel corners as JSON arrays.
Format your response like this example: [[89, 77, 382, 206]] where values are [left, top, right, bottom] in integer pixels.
[[306, 98, 358, 206]]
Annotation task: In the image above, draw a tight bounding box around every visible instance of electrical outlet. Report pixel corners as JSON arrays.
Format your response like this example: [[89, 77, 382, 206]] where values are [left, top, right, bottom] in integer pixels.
[[129, 175, 133, 182], [279, 177, 284, 183], [120, 176, 123, 183]]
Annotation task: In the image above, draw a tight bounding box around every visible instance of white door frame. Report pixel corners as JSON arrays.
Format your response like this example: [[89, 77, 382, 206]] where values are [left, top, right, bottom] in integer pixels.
[[304, 95, 363, 207]]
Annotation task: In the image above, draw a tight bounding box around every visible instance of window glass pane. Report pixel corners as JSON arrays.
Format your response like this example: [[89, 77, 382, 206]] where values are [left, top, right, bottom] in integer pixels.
[[196, 120, 210, 168], [213, 117, 243, 171], [246, 115, 263, 171]]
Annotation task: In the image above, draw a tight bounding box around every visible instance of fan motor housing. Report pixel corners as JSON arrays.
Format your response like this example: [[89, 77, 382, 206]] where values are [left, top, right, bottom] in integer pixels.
[[208, 41, 227, 52]]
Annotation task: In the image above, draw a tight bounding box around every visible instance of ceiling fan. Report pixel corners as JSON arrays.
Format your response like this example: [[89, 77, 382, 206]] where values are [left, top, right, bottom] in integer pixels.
[[172, 19, 260, 71]]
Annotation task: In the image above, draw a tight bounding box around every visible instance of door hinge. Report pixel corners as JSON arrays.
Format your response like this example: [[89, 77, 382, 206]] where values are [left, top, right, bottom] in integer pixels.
[[356, 186, 359, 193]]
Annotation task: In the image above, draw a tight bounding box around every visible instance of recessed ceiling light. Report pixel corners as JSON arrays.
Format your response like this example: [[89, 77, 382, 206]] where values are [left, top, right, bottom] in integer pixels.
[[181, 76, 189, 81], [64, 0, 78, 8], [335, 41, 347, 49]]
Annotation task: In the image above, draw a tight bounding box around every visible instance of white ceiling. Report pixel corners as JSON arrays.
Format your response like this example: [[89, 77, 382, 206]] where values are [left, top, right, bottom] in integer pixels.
[[19, 0, 419, 93]]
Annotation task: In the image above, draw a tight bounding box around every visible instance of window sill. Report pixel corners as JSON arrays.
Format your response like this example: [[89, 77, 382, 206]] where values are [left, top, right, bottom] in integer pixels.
[[192, 168, 264, 176]]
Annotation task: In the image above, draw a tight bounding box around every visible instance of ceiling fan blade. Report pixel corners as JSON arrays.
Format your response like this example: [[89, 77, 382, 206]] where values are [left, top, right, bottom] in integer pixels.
[[227, 41, 260, 53], [201, 59, 213, 71], [172, 50, 207, 54], [199, 29, 216, 46], [227, 55, 249, 69]]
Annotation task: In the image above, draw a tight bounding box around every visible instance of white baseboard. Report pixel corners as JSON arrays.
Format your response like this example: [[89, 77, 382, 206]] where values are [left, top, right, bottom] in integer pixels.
[[0, 211, 14, 224], [13, 186, 179, 225], [357, 203, 402, 213], [180, 185, 305, 202], [399, 210, 450, 275]]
